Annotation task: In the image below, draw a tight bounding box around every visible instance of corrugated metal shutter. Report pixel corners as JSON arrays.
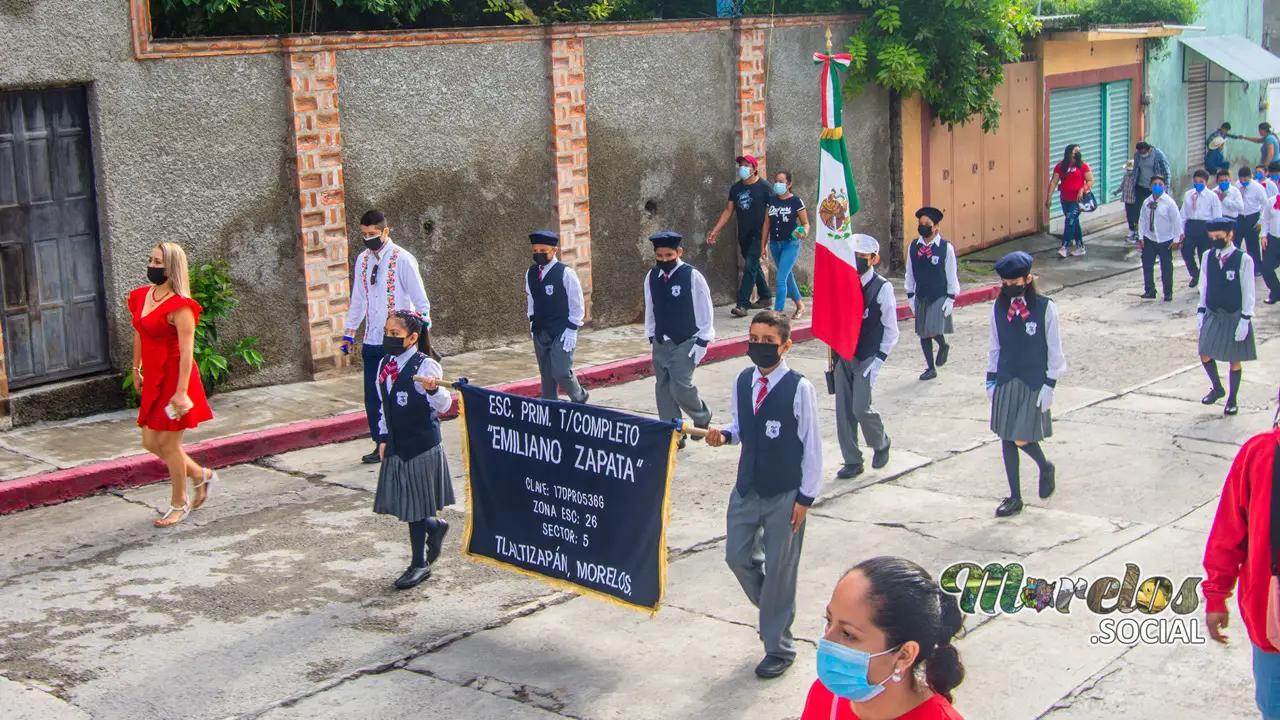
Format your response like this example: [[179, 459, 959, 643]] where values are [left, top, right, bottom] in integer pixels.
[[1104, 80, 1131, 200], [1187, 63, 1208, 171], [1048, 84, 1103, 219]]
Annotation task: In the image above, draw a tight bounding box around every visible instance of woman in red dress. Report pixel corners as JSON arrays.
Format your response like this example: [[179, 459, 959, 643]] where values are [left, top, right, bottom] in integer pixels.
[[802, 557, 966, 720], [129, 242, 216, 527]]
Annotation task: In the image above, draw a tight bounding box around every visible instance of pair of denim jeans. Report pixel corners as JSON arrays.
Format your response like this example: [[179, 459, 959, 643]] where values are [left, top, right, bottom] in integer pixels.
[[769, 239, 802, 311], [1061, 198, 1084, 249]]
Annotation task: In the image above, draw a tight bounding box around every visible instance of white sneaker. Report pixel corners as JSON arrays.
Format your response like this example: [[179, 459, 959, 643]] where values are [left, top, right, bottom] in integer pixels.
[[1057, 247, 1068, 258], [1071, 246, 1086, 257]]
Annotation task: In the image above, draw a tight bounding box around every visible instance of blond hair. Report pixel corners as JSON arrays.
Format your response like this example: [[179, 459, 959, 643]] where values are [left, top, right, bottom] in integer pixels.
[[155, 242, 191, 297]]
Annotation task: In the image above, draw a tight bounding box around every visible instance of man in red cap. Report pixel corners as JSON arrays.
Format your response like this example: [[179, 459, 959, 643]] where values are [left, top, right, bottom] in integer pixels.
[[708, 155, 773, 317]]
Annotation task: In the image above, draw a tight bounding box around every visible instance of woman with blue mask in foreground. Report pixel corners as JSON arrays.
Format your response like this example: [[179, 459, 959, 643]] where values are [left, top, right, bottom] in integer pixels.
[[802, 556, 965, 720]]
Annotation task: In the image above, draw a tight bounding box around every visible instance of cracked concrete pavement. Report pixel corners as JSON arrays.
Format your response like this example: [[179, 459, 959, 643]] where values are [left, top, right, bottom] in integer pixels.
[[0, 265, 1275, 719]]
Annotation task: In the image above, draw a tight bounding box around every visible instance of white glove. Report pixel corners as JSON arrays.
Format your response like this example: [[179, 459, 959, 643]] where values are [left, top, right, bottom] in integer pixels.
[[986, 381, 996, 401], [943, 298, 955, 316], [1235, 317, 1251, 342], [862, 357, 884, 387], [908, 296, 916, 314], [689, 343, 708, 366], [1037, 385, 1055, 410], [561, 328, 578, 352], [1197, 311, 1205, 330]]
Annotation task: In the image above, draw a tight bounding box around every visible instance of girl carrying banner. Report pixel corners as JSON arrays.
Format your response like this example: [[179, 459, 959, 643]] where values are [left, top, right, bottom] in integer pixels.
[[374, 310, 455, 589]]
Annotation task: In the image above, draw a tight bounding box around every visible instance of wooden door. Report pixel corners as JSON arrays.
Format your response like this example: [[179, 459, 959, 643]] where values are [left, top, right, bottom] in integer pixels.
[[982, 78, 1012, 247], [0, 87, 109, 389], [1006, 62, 1038, 236]]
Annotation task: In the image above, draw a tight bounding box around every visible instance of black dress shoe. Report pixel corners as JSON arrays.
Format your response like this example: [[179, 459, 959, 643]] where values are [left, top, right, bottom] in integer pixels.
[[1266, 295, 1280, 305], [872, 438, 891, 470], [935, 343, 949, 367], [730, 306, 749, 318], [995, 497, 1024, 517], [1202, 387, 1226, 405], [1224, 401, 1239, 416], [426, 520, 450, 565], [1038, 462, 1056, 499], [1139, 291, 1157, 299], [394, 564, 432, 589], [919, 368, 937, 381], [690, 412, 710, 441], [362, 449, 382, 464], [836, 463, 864, 479], [1188, 277, 1198, 288], [751, 298, 773, 309], [1163, 294, 1173, 302], [754, 654, 793, 679], [574, 391, 590, 405], [678, 436, 687, 450]]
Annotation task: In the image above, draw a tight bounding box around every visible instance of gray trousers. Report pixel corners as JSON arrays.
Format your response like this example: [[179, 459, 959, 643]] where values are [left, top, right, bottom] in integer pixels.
[[834, 355, 887, 466], [533, 330, 586, 402], [652, 338, 711, 427], [724, 487, 805, 660]]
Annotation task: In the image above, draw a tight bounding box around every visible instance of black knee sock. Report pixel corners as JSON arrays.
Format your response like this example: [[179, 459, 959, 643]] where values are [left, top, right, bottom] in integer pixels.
[[1019, 442, 1049, 471], [424, 517, 440, 532], [1202, 359, 1223, 391], [921, 338, 935, 369], [1002, 440, 1021, 500], [1228, 367, 1242, 404], [408, 520, 428, 568], [936, 335, 949, 353]]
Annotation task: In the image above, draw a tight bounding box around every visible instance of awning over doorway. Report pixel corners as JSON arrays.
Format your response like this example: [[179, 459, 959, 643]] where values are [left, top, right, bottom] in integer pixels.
[[1180, 35, 1280, 83]]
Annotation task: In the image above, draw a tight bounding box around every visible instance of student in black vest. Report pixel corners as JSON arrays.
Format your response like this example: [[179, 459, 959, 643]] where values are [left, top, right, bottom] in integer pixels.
[[526, 230, 588, 404], [644, 231, 714, 449], [373, 310, 454, 590], [905, 207, 958, 381], [988, 252, 1066, 518], [1197, 216, 1257, 415], [834, 235, 898, 479], [706, 311, 823, 680]]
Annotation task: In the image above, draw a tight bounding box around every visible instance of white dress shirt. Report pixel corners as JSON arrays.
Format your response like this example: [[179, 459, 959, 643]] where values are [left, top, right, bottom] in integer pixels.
[[720, 359, 824, 504], [376, 352, 452, 437], [986, 299, 1068, 382], [643, 260, 715, 343], [862, 268, 900, 358], [344, 241, 432, 345], [1180, 188, 1222, 226], [1138, 194, 1183, 243], [903, 235, 961, 298], [1266, 178, 1279, 199], [524, 258, 585, 330], [1198, 246, 1256, 317], [1263, 196, 1280, 237], [1217, 185, 1244, 218], [1239, 180, 1270, 215]]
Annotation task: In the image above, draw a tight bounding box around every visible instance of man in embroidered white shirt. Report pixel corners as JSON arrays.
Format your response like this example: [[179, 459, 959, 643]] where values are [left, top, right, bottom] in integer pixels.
[[342, 210, 433, 464], [1138, 175, 1182, 302]]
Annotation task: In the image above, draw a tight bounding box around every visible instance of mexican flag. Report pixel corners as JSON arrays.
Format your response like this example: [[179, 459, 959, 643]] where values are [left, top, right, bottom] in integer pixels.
[[810, 51, 864, 362]]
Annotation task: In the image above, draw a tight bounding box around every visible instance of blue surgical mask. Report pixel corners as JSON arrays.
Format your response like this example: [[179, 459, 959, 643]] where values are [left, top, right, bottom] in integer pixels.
[[1219, 181, 1231, 191], [738, 166, 751, 180], [774, 182, 787, 196], [1194, 182, 1205, 192], [1152, 185, 1164, 196], [1243, 179, 1251, 187], [1270, 175, 1279, 183], [1257, 172, 1266, 182], [816, 639, 900, 702]]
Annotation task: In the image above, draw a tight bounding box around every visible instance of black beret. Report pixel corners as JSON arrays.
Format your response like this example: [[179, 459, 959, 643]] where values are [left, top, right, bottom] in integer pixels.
[[1206, 217, 1236, 232], [994, 251, 1034, 279], [649, 231, 683, 249], [915, 206, 944, 224], [529, 230, 560, 246]]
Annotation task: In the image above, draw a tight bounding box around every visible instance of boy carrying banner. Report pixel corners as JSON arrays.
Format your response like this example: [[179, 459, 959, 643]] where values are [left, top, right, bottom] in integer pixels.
[[644, 231, 714, 450], [706, 310, 823, 680]]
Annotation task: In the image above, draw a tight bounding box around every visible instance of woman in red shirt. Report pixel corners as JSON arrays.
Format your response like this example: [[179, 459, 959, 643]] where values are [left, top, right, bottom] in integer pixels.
[[129, 242, 216, 527], [1203, 423, 1280, 718], [801, 557, 965, 720], [1044, 143, 1094, 259]]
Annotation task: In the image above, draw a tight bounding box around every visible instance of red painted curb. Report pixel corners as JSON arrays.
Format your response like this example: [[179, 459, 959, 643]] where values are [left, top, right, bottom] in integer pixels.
[[0, 284, 999, 514]]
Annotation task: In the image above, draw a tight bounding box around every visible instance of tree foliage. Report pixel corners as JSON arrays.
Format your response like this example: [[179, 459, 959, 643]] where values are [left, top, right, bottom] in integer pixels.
[[1038, 0, 1200, 26]]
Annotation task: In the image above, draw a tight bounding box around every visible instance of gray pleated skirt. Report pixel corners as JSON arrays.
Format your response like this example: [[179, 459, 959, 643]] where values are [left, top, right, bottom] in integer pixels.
[[373, 444, 455, 523], [1198, 309, 1257, 362], [915, 296, 954, 337], [990, 378, 1052, 443]]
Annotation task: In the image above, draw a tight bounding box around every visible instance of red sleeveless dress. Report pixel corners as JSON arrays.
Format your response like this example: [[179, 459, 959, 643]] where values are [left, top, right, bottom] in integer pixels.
[[129, 287, 213, 431]]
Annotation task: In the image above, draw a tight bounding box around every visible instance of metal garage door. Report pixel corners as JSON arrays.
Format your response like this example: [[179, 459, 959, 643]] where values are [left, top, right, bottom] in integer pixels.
[[1103, 80, 1132, 199], [1187, 63, 1208, 172], [1048, 84, 1103, 219]]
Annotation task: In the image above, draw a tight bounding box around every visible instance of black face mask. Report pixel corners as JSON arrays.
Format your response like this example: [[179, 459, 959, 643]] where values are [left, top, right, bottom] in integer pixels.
[[364, 235, 384, 252], [746, 342, 782, 369], [382, 336, 406, 355], [533, 252, 553, 267], [856, 257, 871, 274], [918, 224, 933, 238], [147, 267, 167, 286], [655, 258, 678, 273], [1211, 238, 1230, 250], [1073, 152, 1082, 162], [1001, 284, 1026, 299]]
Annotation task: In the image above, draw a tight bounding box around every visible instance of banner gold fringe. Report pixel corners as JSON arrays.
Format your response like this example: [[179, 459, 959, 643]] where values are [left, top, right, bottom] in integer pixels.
[[820, 127, 843, 140]]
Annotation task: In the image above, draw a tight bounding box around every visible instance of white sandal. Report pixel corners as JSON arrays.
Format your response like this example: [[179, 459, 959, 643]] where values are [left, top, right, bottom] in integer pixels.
[[155, 502, 190, 527], [191, 468, 219, 510]]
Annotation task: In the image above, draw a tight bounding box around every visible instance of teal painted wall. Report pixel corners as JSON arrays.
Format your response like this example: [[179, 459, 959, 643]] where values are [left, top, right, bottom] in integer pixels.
[[1144, 0, 1267, 192]]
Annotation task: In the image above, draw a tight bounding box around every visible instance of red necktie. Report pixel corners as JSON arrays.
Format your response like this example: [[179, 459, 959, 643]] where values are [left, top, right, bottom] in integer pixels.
[[1007, 297, 1030, 321], [378, 357, 399, 386], [754, 377, 768, 412]]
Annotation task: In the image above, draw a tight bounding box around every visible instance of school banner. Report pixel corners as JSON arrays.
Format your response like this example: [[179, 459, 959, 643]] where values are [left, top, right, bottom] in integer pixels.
[[456, 383, 678, 614]]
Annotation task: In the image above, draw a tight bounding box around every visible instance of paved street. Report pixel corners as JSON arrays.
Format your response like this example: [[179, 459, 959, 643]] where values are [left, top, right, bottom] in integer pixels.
[[1, 262, 1275, 720]]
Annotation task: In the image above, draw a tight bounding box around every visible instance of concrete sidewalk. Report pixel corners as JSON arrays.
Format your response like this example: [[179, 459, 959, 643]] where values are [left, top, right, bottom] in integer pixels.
[[0, 224, 1132, 512]]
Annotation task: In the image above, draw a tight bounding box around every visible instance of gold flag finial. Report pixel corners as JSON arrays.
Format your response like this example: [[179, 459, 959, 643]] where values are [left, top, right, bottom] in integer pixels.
[[825, 26, 832, 54]]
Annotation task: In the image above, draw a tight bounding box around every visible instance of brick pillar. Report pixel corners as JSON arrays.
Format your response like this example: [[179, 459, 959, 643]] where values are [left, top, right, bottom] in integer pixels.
[[735, 28, 767, 168], [548, 37, 594, 322], [286, 47, 351, 379]]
